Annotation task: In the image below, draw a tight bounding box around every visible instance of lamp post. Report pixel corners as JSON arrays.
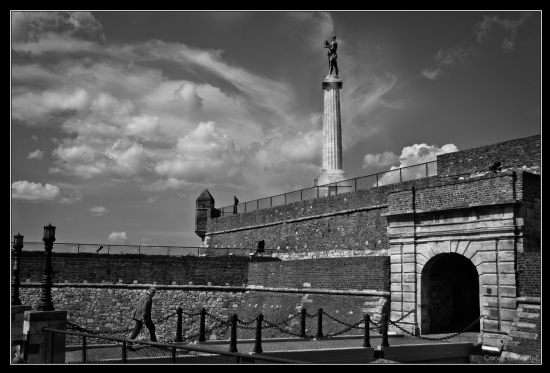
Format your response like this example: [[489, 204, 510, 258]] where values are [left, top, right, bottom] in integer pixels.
[[12, 233, 24, 306], [37, 224, 56, 312]]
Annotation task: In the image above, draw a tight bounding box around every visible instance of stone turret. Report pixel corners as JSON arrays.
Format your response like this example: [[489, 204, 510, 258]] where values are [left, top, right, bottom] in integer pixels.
[[195, 189, 217, 241]]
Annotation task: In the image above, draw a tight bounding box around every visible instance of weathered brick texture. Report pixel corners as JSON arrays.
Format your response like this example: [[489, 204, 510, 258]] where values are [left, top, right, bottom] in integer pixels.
[[517, 253, 540, 298], [436, 134, 540, 177], [18, 252, 278, 286], [248, 257, 390, 291]]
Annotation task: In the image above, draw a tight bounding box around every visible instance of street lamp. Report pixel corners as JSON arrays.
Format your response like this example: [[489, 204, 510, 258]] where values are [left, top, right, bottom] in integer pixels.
[[12, 233, 24, 306], [37, 224, 56, 312]]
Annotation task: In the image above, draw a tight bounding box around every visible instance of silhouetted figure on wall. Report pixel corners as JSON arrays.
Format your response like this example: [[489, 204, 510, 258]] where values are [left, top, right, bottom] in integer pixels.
[[233, 196, 239, 214]]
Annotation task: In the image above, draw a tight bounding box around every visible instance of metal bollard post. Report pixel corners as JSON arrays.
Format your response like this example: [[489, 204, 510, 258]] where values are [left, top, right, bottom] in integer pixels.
[[50, 331, 55, 363], [363, 314, 371, 347], [382, 314, 389, 347], [316, 308, 323, 339], [176, 306, 183, 342], [199, 308, 206, 342], [172, 346, 177, 363], [300, 308, 307, 338], [253, 314, 263, 353], [82, 335, 87, 363], [122, 341, 127, 363], [229, 313, 238, 352]]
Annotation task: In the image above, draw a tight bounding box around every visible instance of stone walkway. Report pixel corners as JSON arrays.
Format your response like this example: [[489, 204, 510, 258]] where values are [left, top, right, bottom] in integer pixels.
[[65, 332, 480, 364]]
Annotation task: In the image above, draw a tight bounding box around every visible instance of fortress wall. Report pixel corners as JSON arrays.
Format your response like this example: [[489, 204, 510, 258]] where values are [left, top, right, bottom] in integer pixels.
[[18, 252, 278, 286], [387, 171, 517, 215], [517, 252, 540, 298], [206, 177, 438, 255], [19, 284, 246, 343], [247, 257, 390, 291], [436, 134, 540, 177]]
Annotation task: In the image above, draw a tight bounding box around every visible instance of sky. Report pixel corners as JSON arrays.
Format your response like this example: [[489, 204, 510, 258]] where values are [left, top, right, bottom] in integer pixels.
[[11, 11, 541, 248]]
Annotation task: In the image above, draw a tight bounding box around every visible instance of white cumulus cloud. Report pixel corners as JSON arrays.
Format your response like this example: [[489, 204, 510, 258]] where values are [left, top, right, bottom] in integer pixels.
[[108, 231, 128, 244], [27, 149, 45, 160], [89, 206, 108, 216], [12, 180, 61, 201]]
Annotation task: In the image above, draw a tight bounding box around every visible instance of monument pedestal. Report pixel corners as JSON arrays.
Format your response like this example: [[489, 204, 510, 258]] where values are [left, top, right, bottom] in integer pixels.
[[23, 310, 67, 364]]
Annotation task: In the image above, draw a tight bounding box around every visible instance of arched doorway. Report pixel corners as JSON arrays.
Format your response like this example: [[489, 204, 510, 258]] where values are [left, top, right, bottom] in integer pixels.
[[420, 253, 480, 334]]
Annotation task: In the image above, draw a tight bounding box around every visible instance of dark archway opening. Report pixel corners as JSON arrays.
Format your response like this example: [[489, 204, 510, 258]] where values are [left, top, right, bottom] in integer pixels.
[[422, 253, 480, 334]]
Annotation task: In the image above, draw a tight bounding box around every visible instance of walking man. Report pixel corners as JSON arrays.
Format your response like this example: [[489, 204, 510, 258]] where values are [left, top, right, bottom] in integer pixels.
[[128, 287, 157, 348]]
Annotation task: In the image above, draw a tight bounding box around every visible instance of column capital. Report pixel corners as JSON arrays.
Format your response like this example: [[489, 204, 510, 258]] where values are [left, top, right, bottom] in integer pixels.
[[322, 75, 342, 90]]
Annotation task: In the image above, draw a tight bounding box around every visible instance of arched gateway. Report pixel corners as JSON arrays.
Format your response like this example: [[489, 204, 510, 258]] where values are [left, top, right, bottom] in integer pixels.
[[420, 253, 480, 334]]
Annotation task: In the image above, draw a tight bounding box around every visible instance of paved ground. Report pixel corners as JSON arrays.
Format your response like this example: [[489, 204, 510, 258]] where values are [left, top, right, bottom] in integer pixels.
[[64, 332, 480, 364]]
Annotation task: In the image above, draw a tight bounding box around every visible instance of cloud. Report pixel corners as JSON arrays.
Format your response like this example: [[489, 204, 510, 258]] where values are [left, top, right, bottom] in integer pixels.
[[108, 231, 128, 244], [12, 180, 61, 201], [421, 46, 476, 80], [475, 13, 531, 50], [147, 196, 159, 203], [373, 143, 458, 186], [12, 11, 104, 43], [362, 151, 399, 168], [27, 149, 45, 160], [89, 206, 108, 216]]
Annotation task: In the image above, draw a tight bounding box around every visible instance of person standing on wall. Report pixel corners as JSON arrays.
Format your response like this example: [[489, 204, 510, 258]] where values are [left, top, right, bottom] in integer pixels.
[[128, 287, 157, 349]]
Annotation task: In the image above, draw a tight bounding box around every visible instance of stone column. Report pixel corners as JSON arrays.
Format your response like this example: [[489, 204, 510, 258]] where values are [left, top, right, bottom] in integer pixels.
[[317, 75, 349, 196]]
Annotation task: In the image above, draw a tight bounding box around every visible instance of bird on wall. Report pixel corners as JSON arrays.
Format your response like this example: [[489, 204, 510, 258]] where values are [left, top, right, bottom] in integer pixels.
[[96, 246, 103, 253]]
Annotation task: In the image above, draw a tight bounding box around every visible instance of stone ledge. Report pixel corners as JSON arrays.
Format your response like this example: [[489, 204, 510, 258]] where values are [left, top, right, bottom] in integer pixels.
[[245, 286, 390, 297], [383, 200, 522, 217], [19, 282, 248, 292], [24, 310, 67, 322], [516, 297, 541, 304]]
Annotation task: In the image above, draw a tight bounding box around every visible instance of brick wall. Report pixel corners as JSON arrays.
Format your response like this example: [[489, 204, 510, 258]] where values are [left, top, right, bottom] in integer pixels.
[[517, 253, 540, 298], [206, 177, 437, 253], [18, 252, 278, 286], [387, 172, 517, 215], [248, 257, 390, 291], [437, 134, 540, 177]]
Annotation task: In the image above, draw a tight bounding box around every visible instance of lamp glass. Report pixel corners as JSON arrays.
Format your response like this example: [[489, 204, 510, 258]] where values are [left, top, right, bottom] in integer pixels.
[[43, 224, 56, 240]]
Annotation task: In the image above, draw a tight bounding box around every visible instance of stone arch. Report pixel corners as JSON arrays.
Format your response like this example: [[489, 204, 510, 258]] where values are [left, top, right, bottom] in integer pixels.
[[419, 252, 481, 334]]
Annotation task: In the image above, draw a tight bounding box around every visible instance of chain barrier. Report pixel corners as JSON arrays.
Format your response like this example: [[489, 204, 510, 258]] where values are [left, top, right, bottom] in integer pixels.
[[263, 319, 316, 340], [388, 315, 483, 341], [236, 315, 258, 326], [391, 309, 415, 324], [322, 310, 365, 329], [324, 319, 365, 338], [264, 312, 302, 327]]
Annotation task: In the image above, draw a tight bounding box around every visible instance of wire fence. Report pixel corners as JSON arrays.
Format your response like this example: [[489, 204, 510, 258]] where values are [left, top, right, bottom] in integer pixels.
[[217, 161, 436, 216]]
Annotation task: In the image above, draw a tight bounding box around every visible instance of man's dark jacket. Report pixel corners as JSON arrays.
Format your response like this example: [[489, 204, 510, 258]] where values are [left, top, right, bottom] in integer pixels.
[[133, 293, 153, 322]]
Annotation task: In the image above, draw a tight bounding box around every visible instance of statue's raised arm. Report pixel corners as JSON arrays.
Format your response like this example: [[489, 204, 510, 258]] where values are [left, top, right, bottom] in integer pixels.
[[323, 35, 339, 77]]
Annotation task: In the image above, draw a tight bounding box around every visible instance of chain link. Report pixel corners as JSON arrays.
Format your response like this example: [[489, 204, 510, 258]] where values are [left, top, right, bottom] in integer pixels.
[[263, 319, 316, 340], [324, 319, 365, 338], [237, 315, 258, 326], [322, 311, 365, 329], [388, 315, 483, 341], [391, 309, 415, 324]]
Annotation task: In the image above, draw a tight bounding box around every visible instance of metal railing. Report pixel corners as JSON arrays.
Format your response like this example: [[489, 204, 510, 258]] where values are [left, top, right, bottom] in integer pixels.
[[43, 328, 308, 364], [217, 161, 437, 217], [16, 243, 267, 257]]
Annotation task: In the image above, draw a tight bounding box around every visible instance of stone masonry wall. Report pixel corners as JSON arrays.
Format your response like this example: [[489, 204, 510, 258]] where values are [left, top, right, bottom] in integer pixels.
[[19, 284, 246, 343], [436, 134, 540, 177], [18, 252, 278, 286], [247, 257, 390, 291]]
